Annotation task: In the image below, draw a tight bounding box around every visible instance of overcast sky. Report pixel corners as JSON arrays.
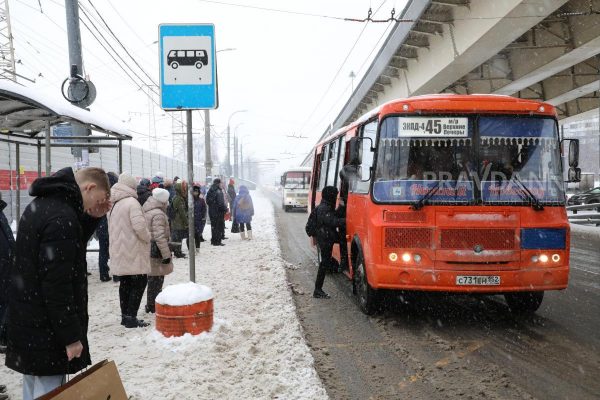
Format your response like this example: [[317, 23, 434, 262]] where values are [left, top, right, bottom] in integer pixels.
[[11, 0, 406, 180]]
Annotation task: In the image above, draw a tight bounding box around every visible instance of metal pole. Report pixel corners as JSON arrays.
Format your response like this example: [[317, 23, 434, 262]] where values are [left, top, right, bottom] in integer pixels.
[[234, 135, 238, 178], [204, 110, 212, 179], [15, 143, 20, 227], [186, 110, 196, 282], [240, 142, 244, 180], [118, 140, 123, 173], [45, 122, 51, 175], [226, 123, 231, 177], [37, 140, 41, 177]]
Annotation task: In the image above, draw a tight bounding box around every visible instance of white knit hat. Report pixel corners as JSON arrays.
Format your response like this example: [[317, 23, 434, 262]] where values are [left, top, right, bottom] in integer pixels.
[[152, 188, 170, 204], [118, 173, 137, 190]]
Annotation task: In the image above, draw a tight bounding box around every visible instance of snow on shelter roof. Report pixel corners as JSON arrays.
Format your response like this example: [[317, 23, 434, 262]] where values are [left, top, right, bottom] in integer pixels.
[[0, 80, 131, 139]]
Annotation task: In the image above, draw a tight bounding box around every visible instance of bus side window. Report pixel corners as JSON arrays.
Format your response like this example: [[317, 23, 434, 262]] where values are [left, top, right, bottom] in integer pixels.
[[318, 144, 329, 190], [353, 120, 377, 193], [336, 136, 346, 192], [326, 140, 338, 187]]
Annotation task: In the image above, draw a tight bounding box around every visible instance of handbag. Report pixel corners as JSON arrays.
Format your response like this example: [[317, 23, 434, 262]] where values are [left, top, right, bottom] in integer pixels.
[[149, 214, 162, 259], [37, 359, 128, 400]]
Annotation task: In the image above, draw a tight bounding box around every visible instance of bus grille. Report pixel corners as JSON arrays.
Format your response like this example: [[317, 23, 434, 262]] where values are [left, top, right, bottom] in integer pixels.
[[384, 211, 426, 223], [385, 228, 432, 249], [440, 229, 515, 250]]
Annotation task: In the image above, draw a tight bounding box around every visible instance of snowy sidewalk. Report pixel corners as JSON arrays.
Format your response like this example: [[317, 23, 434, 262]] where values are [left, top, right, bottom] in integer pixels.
[[0, 190, 328, 400]]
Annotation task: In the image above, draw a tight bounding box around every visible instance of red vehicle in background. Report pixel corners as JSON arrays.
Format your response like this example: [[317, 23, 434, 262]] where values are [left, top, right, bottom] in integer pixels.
[[309, 94, 580, 315]]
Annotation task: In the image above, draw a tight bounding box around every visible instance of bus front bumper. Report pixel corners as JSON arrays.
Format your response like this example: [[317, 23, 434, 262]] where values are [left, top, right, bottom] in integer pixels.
[[370, 265, 569, 292]]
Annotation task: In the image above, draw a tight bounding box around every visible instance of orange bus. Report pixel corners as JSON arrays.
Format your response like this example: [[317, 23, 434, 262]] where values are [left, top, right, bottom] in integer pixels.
[[309, 94, 580, 315]]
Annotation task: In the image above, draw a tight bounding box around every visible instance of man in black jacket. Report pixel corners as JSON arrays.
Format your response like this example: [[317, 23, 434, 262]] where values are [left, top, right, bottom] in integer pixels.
[[0, 192, 15, 353], [313, 186, 345, 299], [5, 167, 111, 400], [205, 178, 228, 246]]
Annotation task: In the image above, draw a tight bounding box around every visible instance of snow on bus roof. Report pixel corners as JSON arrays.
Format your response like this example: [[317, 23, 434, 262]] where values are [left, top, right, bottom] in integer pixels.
[[0, 79, 130, 139]]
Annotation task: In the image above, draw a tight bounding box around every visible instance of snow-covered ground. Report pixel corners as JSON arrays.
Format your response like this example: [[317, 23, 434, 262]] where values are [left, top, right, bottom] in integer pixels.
[[0, 190, 328, 400]]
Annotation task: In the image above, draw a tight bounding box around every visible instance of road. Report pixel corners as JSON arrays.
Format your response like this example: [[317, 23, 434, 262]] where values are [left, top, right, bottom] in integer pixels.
[[267, 190, 600, 400]]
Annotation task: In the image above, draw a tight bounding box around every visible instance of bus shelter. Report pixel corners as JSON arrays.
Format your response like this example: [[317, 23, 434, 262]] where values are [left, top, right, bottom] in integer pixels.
[[0, 79, 131, 224]]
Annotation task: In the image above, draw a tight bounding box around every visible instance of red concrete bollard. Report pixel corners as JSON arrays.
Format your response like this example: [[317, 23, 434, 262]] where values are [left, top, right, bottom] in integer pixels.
[[155, 283, 214, 337]]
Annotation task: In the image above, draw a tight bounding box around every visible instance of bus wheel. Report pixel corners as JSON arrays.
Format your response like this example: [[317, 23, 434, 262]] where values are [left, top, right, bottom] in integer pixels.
[[504, 291, 544, 314], [170, 61, 179, 69], [195, 61, 203, 69], [353, 253, 379, 315], [284, 205, 290, 212]]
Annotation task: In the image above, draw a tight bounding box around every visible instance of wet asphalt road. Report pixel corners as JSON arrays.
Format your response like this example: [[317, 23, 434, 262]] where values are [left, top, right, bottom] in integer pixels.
[[267, 190, 600, 400]]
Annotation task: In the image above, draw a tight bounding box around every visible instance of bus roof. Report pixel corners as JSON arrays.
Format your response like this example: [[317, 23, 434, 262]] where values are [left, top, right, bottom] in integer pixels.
[[317, 94, 556, 148]]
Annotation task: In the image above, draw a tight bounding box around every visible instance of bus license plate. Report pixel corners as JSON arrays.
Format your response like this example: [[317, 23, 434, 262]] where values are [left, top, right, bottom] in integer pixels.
[[456, 275, 501, 286]]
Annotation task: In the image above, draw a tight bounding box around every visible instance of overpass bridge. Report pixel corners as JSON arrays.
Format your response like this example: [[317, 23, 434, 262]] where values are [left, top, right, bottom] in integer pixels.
[[303, 0, 600, 165]]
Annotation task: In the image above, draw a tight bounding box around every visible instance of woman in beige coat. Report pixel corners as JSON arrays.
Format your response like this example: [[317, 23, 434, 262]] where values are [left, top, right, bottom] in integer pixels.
[[108, 173, 151, 328], [143, 188, 173, 313]]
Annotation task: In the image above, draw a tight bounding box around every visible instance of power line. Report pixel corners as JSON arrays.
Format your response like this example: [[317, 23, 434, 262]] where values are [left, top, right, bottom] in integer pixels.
[[297, 0, 387, 137], [194, 0, 346, 21]]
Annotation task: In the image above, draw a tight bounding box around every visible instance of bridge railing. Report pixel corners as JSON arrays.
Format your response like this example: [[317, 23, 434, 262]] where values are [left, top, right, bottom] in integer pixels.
[[567, 204, 600, 226]]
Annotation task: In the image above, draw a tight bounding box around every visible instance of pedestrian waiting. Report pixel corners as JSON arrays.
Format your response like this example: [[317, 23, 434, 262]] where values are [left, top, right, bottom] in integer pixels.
[[143, 188, 173, 314], [6, 167, 111, 399], [193, 185, 207, 250], [108, 173, 151, 328], [206, 178, 228, 246], [171, 181, 189, 258], [232, 185, 254, 240]]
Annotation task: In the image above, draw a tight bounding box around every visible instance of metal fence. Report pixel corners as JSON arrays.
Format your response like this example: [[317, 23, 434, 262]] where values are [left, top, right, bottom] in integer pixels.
[[567, 204, 600, 226]]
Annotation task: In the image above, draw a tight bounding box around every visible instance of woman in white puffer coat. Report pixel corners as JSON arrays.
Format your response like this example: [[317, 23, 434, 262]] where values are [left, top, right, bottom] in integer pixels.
[[108, 173, 151, 328]]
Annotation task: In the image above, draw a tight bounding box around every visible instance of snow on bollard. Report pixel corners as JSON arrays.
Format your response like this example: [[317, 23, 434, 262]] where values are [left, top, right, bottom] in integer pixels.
[[155, 282, 214, 338]]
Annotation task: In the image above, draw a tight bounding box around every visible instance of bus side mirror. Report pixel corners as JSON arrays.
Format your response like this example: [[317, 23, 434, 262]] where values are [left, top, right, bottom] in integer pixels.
[[348, 137, 362, 166], [568, 167, 581, 182], [280, 176, 284, 186], [568, 139, 579, 167], [561, 138, 579, 167]]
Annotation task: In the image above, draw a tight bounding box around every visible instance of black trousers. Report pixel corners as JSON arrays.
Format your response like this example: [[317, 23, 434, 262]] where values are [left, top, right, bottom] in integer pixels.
[[194, 232, 201, 249], [119, 274, 148, 318], [146, 276, 165, 311], [239, 222, 252, 232], [314, 242, 334, 292], [210, 213, 224, 244]]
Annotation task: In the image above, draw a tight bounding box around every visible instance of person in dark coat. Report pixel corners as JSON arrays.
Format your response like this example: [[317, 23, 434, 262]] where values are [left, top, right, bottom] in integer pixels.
[[227, 179, 237, 210], [313, 186, 345, 299], [6, 167, 111, 399], [0, 192, 15, 353], [136, 178, 152, 206], [95, 172, 118, 282], [205, 178, 228, 246], [171, 181, 189, 258], [192, 186, 207, 250], [232, 185, 254, 240]]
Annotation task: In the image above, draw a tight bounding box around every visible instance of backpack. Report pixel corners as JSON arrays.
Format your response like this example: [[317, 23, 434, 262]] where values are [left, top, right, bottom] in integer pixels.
[[305, 207, 318, 237]]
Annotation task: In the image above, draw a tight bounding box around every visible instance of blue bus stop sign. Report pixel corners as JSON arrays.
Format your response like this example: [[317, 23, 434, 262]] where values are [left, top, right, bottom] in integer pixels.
[[159, 24, 218, 110]]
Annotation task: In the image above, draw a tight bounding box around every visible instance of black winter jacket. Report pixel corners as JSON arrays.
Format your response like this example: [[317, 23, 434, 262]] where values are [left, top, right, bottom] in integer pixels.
[[0, 200, 15, 317], [315, 200, 345, 246], [5, 167, 100, 376], [205, 183, 228, 218]]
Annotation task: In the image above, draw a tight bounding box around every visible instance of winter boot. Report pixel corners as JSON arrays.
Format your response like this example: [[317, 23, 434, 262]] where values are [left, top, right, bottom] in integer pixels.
[[247, 230, 253, 240], [145, 305, 155, 314], [313, 289, 330, 299], [240, 231, 247, 240], [195, 247, 200, 255], [123, 315, 150, 328]]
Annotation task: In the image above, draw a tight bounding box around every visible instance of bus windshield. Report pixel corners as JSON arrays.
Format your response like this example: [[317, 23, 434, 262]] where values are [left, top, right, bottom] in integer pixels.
[[284, 171, 311, 189], [373, 115, 565, 206]]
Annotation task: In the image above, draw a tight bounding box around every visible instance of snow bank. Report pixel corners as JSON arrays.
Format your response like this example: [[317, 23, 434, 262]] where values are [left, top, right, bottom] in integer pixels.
[[0, 189, 327, 400], [156, 282, 213, 306]]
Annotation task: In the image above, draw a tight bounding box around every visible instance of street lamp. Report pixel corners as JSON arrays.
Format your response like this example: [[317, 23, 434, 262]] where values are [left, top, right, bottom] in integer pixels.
[[233, 123, 245, 179], [227, 109, 247, 177]]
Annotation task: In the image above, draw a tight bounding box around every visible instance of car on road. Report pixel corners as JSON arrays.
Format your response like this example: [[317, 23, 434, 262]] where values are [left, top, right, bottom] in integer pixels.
[[567, 186, 600, 210]]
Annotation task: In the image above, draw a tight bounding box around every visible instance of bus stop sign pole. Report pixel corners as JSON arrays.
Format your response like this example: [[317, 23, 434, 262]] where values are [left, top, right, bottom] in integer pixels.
[[159, 24, 218, 283]]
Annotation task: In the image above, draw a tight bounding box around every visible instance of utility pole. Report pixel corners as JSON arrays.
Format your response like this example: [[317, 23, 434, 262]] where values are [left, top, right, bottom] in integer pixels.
[[186, 110, 195, 282], [65, 0, 95, 166], [204, 110, 212, 180], [234, 135, 238, 178], [240, 142, 244, 180], [226, 124, 231, 177]]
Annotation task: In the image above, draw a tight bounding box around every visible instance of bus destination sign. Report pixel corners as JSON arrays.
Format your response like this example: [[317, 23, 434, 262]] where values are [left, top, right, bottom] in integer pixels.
[[398, 117, 468, 138]]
